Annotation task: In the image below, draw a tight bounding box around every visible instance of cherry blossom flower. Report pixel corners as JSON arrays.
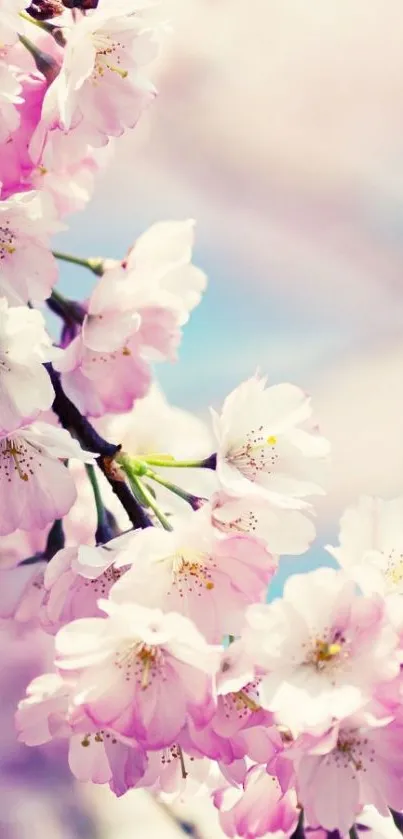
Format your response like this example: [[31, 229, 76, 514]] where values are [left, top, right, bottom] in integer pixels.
[[138, 742, 220, 799], [55, 220, 207, 415], [0, 299, 59, 435], [56, 331, 153, 416], [39, 4, 160, 155], [31, 147, 105, 217], [291, 714, 403, 835], [43, 544, 127, 630], [82, 219, 207, 353], [186, 678, 277, 769], [242, 568, 400, 735], [55, 600, 220, 748], [212, 374, 330, 501], [213, 764, 299, 839], [0, 421, 96, 535], [16, 672, 73, 746], [327, 496, 403, 598], [16, 670, 148, 794], [210, 491, 315, 556], [68, 729, 147, 794], [0, 190, 63, 305], [110, 510, 276, 643]]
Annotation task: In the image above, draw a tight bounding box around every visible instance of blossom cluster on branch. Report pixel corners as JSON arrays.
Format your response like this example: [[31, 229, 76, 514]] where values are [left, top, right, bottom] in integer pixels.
[[1, 2, 403, 838]]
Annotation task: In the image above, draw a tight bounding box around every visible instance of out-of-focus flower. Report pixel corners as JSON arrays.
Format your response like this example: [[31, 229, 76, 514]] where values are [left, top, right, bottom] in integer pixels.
[[0, 190, 63, 304], [328, 496, 403, 598], [0, 298, 59, 435]]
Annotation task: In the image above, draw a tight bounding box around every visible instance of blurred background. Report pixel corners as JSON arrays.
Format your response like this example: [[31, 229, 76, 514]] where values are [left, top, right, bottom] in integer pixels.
[[8, 0, 403, 835]]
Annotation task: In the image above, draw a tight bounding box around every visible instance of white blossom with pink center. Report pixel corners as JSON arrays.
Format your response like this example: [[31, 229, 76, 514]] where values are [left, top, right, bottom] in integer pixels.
[[39, 4, 160, 155], [55, 600, 220, 748], [82, 219, 206, 352], [55, 220, 207, 416], [242, 568, 400, 735], [110, 509, 276, 643], [291, 714, 403, 835], [15, 671, 148, 795], [212, 374, 330, 502], [0, 421, 96, 535]]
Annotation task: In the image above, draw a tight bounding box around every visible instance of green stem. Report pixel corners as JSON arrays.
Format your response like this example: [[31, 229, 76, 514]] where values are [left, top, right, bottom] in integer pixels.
[[145, 468, 201, 508], [118, 455, 172, 530], [131, 475, 173, 531], [52, 250, 104, 276], [19, 9, 54, 33], [144, 456, 209, 469], [349, 828, 359, 839], [85, 464, 107, 531]]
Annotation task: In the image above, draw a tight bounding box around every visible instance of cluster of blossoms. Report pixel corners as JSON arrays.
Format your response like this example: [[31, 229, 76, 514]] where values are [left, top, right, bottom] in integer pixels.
[[2, 2, 403, 838]]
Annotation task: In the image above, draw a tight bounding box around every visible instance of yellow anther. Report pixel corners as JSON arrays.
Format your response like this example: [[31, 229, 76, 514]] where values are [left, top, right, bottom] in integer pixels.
[[315, 640, 341, 662], [6, 444, 28, 481], [105, 63, 128, 79], [267, 435, 277, 445]]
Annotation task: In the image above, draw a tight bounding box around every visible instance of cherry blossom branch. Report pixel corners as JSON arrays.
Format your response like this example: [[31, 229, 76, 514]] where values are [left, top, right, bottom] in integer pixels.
[[116, 453, 204, 510], [46, 364, 153, 530], [52, 250, 104, 276]]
